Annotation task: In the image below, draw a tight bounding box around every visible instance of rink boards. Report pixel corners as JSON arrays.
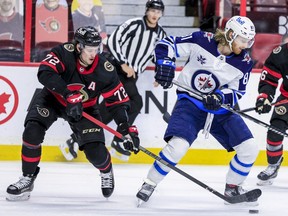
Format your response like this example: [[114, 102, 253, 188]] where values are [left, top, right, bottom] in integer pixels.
[[1, 65, 287, 165]]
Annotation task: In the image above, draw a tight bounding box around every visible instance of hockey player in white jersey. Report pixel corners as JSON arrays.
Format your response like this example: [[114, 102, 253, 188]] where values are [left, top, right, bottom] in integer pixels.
[[136, 16, 260, 205]]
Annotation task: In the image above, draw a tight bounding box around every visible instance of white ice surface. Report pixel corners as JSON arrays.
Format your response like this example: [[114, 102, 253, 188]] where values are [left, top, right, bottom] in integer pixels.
[[0, 162, 288, 216]]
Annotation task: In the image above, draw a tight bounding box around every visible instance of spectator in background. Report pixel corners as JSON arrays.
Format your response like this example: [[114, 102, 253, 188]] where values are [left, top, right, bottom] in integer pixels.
[[35, 0, 68, 44], [33, 0, 68, 61], [0, 0, 23, 44], [72, 0, 107, 44]]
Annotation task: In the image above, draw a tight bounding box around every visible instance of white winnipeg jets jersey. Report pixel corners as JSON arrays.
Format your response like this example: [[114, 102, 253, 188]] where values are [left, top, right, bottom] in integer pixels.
[[154, 31, 254, 114]]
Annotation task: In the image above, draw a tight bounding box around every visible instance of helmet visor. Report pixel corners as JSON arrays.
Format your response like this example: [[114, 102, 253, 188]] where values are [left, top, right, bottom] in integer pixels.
[[234, 35, 255, 48], [82, 45, 102, 55]]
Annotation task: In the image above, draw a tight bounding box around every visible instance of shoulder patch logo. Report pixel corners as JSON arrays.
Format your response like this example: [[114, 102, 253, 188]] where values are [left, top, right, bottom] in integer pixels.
[[37, 107, 49, 117], [104, 61, 114, 72], [64, 44, 75, 52], [275, 106, 286, 115], [273, 46, 282, 54]]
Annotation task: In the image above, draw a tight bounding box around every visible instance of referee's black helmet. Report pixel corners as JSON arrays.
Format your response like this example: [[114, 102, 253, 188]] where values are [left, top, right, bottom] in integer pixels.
[[146, 0, 165, 12]]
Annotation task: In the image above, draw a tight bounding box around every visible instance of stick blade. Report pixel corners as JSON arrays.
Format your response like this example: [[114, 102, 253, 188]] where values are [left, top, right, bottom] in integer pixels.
[[226, 189, 262, 204]]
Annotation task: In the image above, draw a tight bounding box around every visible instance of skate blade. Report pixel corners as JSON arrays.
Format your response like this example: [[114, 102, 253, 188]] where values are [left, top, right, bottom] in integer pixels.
[[224, 200, 259, 206], [109, 148, 130, 162], [257, 179, 274, 186], [6, 192, 31, 201], [59, 142, 78, 161], [137, 199, 144, 207]]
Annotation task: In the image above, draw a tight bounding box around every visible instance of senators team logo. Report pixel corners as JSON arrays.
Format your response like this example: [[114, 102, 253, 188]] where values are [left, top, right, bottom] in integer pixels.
[[39, 17, 61, 33], [0, 76, 19, 125], [275, 106, 287, 115]]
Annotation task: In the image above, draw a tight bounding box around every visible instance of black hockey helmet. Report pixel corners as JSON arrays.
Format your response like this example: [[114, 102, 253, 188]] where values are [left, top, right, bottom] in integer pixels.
[[146, 0, 165, 12], [74, 26, 102, 47]]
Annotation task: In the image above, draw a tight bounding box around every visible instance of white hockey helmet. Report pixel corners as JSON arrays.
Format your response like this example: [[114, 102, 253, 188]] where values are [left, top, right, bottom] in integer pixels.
[[225, 16, 256, 49]]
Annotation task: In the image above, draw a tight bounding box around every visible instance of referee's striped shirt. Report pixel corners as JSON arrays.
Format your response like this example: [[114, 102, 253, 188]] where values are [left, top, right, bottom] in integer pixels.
[[107, 16, 166, 74]]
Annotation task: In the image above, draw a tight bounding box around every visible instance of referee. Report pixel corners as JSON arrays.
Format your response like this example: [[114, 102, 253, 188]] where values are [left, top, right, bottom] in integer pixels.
[[103, 0, 167, 161]]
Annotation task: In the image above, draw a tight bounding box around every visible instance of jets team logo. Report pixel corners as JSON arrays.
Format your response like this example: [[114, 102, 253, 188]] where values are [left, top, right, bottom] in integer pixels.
[[191, 70, 220, 94]]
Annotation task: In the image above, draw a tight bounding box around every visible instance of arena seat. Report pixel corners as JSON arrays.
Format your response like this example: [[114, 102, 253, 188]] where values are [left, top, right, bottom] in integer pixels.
[[0, 40, 24, 62]]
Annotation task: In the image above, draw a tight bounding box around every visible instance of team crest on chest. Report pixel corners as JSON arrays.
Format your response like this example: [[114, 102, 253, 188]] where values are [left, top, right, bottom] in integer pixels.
[[191, 70, 220, 93]]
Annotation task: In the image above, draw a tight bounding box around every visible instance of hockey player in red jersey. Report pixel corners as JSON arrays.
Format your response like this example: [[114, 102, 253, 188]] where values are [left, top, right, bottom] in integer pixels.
[[254, 43, 288, 185], [6, 26, 140, 201]]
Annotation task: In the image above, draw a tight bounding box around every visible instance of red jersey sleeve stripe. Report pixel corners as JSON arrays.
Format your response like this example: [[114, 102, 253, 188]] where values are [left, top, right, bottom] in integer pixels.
[[102, 83, 123, 98], [263, 66, 282, 79], [105, 97, 129, 107], [22, 155, 41, 162], [261, 79, 278, 87]]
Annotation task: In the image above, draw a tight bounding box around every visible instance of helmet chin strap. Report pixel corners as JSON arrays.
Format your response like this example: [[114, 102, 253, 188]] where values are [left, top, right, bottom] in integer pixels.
[[225, 32, 236, 53], [77, 43, 90, 67]]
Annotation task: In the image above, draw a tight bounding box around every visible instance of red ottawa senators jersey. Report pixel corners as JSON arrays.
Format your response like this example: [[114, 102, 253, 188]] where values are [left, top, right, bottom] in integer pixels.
[[37, 42, 130, 120], [259, 44, 288, 98]]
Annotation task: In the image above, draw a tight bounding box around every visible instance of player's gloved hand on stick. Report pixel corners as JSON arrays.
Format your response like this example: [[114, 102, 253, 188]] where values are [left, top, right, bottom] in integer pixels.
[[202, 92, 223, 111], [255, 93, 272, 114], [155, 58, 176, 89], [118, 122, 140, 154], [64, 90, 83, 122]]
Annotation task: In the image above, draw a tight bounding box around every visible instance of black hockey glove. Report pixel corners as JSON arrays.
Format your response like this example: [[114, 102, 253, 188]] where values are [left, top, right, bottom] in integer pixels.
[[64, 90, 83, 122], [202, 93, 223, 111], [118, 122, 140, 154], [255, 93, 272, 114], [155, 58, 176, 89]]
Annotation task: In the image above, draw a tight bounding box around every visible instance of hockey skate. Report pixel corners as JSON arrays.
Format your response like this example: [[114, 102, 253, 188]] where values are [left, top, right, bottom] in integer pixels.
[[109, 140, 131, 161], [100, 168, 114, 198], [59, 134, 79, 161], [6, 167, 40, 201], [136, 179, 156, 207], [257, 157, 283, 186], [224, 184, 258, 206]]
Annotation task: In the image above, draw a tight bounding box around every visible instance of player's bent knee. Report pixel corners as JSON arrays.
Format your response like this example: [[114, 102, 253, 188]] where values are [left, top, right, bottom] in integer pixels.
[[162, 136, 190, 163], [23, 121, 46, 144], [268, 119, 286, 141], [234, 138, 259, 163], [83, 142, 108, 166]]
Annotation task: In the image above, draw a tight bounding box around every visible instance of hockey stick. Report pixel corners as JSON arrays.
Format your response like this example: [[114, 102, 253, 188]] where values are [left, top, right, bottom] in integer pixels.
[[172, 80, 288, 138], [239, 99, 288, 113], [82, 111, 261, 204], [162, 111, 171, 123]]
